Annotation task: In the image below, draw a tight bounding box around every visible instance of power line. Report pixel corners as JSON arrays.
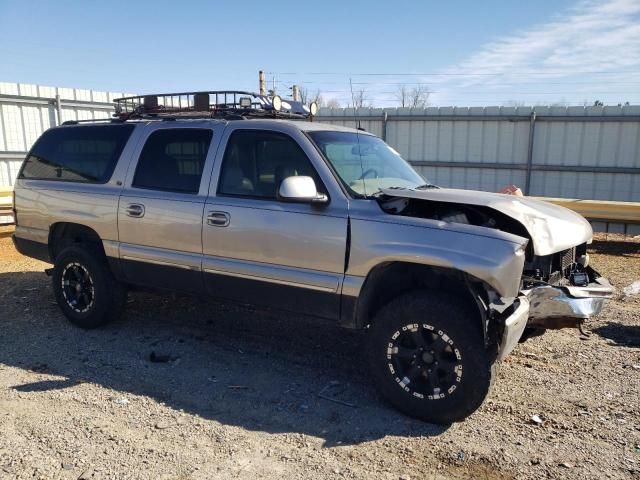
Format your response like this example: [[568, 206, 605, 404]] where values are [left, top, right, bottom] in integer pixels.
[[266, 70, 640, 77], [282, 89, 640, 95], [274, 79, 640, 87]]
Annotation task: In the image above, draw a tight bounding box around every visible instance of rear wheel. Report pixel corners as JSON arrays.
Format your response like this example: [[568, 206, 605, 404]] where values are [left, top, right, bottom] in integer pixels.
[[366, 290, 493, 424], [52, 245, 126, 329]]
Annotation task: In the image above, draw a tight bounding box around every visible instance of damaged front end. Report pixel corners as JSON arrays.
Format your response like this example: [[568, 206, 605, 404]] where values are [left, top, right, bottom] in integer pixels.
[[522, 251, 614, 335], [375, 187, 615, 348]]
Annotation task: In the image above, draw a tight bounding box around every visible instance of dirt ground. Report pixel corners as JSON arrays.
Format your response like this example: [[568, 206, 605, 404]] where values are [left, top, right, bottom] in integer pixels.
[[0, 226, 638, 480]]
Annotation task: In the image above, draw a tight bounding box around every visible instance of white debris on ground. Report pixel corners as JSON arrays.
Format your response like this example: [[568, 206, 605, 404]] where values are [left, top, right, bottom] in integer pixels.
[[622, 280, 640, 297]]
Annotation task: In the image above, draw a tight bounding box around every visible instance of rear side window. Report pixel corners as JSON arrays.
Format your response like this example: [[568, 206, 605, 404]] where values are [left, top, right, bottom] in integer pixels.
[[20, 124, 135, 183], [133, 129, 213, 194]]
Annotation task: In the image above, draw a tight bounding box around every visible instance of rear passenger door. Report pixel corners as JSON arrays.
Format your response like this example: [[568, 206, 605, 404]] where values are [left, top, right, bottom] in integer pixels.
[[117, 123, 220, 293]]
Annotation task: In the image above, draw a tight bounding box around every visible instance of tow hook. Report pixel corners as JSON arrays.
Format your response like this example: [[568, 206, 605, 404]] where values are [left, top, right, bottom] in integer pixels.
[[44, 268, 53, 277]]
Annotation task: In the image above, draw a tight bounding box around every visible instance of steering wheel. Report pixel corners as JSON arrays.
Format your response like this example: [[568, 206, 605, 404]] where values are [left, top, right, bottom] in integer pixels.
[[358, 168, 379, 180]]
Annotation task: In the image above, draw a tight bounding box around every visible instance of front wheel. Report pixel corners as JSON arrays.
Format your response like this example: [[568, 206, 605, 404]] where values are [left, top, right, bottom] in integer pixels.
[[366, 290, 493, 424], [52, 245, 126, 329]]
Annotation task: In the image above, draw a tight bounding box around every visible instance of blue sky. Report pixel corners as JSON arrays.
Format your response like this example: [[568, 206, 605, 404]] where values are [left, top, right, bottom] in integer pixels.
[[1, 0, 639, 107]]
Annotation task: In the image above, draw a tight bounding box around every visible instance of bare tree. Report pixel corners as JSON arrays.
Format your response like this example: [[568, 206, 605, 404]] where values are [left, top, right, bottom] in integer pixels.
[[351, 89, 369, 108], [298, 86, 309, 103], [325, 98, 341, 108], [296, 87, 340, 108], [408, 85, 430, 108], [298, 87, 323, 105], [395, 84, 410, 108], [396, 84, 430, 108]]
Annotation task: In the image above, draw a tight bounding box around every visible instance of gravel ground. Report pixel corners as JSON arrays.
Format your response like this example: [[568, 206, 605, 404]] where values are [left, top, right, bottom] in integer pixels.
[[0, 226, 638, 480]]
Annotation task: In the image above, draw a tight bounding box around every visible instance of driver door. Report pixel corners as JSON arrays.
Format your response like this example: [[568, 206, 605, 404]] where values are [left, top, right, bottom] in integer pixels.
[[202, 127, 349, 319]]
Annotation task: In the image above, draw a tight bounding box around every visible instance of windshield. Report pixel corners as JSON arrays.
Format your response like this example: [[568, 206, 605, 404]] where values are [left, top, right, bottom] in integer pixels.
[[308, 131, 426, 196]]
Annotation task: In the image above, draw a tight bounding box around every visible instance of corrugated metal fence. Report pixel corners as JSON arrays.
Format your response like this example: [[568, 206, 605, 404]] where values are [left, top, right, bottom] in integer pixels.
[[1, 83, 639, 226], [316, 106, 640, 203]]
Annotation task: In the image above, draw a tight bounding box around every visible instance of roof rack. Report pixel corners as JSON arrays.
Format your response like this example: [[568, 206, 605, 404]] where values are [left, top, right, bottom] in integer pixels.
[[62, 118, 125, 125], [112, 90, 318, 121]]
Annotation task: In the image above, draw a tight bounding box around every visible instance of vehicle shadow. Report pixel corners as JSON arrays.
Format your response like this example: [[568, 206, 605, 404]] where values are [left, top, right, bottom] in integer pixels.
[[0, 271, 448, 446], [592, 322, 640, 348]]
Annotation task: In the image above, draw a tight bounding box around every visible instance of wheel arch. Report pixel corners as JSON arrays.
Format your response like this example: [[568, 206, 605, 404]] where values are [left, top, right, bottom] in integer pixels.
[[349, 261, 495, 339], [48, 222, 106, 261]]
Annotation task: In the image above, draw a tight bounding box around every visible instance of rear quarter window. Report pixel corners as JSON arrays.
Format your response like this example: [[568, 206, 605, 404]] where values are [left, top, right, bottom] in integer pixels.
[[19, 124, 135, 183]]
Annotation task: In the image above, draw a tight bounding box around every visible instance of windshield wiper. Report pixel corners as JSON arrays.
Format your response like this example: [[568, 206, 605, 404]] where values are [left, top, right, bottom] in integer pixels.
[[414, 183, 440, 190], [368, 189, 385, 198]]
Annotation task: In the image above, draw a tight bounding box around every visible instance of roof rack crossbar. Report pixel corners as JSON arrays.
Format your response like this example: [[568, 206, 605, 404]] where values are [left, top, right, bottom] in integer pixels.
[[62, 118, 125, 125], [113, 90, 315, 121]]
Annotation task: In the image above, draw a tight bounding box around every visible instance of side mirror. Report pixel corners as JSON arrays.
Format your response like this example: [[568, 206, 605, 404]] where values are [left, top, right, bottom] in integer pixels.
[[277, 176, 328, 204]]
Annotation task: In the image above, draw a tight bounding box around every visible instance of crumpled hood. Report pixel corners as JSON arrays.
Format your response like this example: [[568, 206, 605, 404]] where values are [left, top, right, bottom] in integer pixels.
[[380, 187, 592, 256]]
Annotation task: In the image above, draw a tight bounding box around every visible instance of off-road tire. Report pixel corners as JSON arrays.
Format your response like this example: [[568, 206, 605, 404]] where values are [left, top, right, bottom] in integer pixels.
[[52, 245, 126, 329], [367, 290, 493, 424]]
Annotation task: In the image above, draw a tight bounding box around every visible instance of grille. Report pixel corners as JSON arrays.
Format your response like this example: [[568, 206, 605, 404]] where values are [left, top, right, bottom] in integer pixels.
[[559, 247, 576, 273]]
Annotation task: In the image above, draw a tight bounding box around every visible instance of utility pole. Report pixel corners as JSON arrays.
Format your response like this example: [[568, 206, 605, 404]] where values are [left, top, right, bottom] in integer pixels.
[[292, 85, 300, 102], [259, 70, 266, 96]]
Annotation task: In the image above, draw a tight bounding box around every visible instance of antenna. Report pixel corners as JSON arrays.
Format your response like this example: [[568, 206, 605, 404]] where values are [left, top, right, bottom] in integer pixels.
[[349, 78, 367, 196], [349, 78, 362, 129], [349, 78, 363, 130]]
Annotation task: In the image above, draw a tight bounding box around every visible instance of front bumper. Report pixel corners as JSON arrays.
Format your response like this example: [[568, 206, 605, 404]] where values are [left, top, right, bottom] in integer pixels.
[[496, 295, 530, 361], [496, 267, 614, 360], [525, 267, 614, 330]]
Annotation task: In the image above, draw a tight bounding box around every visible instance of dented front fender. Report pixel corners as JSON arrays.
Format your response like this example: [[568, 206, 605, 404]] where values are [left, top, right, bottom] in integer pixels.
[[348, 207, 529, 298]]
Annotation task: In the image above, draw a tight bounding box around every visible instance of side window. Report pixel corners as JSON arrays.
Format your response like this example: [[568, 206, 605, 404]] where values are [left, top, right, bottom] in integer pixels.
[[218, 130, 322, 199], [133, 129, 212, 194], [19, 124, 135, 183]]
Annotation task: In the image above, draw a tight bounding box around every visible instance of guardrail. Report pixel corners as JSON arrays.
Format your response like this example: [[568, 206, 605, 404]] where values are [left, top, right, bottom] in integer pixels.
[[533, 197, 640, 235], [0, 187, 13, 225], [534, 197, 640, 223]]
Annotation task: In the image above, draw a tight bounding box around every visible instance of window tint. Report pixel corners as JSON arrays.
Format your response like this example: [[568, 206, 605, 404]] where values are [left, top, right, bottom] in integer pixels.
[[20, 125, 135, 183], [133, 129, 212, 194], [218, 130, 321, 199]]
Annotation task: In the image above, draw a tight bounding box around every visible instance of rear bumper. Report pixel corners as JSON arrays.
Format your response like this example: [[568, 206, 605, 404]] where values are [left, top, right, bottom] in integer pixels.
[[12, 234, 51, 263], [525, 267, 614, 329]]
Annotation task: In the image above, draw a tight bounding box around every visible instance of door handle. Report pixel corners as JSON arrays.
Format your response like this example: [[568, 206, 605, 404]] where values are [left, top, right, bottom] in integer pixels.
[[207, 211, 230, 227], [125, 203, 145, 218]]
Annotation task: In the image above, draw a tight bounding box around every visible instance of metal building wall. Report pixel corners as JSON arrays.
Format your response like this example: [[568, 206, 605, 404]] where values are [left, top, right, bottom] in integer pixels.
[[317, 105, 640, 202]]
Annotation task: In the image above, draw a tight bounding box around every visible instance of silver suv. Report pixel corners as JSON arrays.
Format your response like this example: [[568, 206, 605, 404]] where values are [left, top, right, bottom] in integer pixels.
[[12, 91, 613, 423]]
